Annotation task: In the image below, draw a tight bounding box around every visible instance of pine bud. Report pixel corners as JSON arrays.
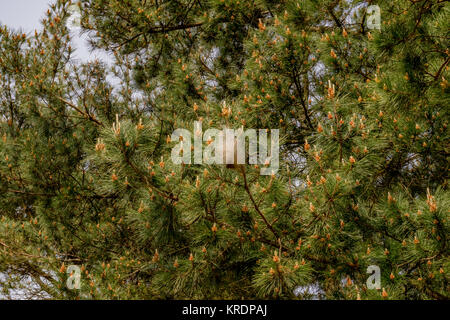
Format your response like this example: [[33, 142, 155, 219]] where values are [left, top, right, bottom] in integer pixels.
[[195, 176, 200, 189], [349, 156, 356, 164], [314, 152, 321, 162], [95, 138, 105, 151], [257, 18, 266, 31], [317, 123, 323, 133], [112, 114, 121, 135], [304, 139, 310, 151], [346, 276, 352, 286], [306, 175, 312, 187], [387, 192, 395, 204], [136, 118, 144, 130], [330, 49, 337, 59], [152, 249, 159, 263], [273, 252, 280, 263], [285, 26, 291, 35], [426, 188, 437, 212], [327, 80, 335, 99]]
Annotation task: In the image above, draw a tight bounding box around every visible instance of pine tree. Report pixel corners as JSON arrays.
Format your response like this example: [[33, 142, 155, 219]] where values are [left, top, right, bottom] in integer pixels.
[[0, 0, 448, 299]]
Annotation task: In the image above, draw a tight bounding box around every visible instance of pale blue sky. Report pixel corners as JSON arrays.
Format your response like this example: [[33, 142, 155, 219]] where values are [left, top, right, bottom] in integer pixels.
[[0, 0, 109, 62], [0, 0, 50, 31]]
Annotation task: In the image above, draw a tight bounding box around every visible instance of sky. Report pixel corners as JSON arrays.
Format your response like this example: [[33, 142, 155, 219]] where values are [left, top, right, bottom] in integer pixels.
[[0, 0, 50, 31], [0, 0, 109, 62]]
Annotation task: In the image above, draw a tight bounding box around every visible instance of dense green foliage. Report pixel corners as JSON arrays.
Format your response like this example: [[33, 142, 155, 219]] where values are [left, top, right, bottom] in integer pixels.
[[0, 0, 448, 299]]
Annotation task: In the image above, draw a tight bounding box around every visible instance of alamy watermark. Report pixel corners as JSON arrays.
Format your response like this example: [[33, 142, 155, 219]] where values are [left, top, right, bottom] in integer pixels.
[[366, 5, 381, 30], [66, 265, 81, 290], [66, 4, 82, 31], [170, 122, 279, 175], [366, 265, 381, 289], [293, 265, 382, 297]]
